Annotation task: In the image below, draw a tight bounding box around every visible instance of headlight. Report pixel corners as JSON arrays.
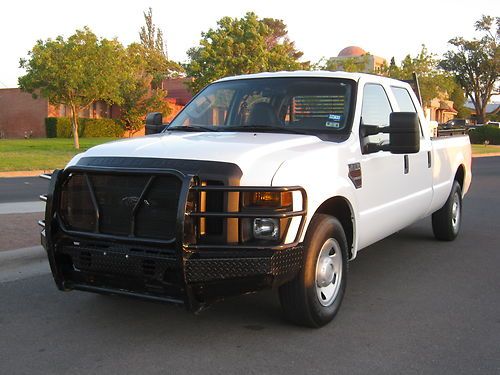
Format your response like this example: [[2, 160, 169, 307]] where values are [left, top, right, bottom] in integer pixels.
[[253, 218, 279, 240]]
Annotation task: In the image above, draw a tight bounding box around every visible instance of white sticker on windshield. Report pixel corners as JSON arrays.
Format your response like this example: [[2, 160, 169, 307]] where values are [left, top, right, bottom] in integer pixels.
[[325, 121, 341, 128]]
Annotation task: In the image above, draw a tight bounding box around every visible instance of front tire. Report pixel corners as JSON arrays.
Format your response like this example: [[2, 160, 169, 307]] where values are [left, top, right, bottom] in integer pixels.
[[279, 214, 348, 327], [432, 180, 462, 241]]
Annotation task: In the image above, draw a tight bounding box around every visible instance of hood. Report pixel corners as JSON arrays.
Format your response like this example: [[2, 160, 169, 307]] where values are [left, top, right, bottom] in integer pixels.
[[69, 131, 323, 185]]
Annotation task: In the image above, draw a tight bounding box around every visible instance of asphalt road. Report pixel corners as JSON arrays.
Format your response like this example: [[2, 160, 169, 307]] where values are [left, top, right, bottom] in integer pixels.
[[0, 177, 49, 203], [0, 157, 499, 375]]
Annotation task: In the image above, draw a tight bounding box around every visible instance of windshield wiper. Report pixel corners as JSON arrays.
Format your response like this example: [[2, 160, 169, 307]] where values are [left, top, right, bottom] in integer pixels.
[[222, 125, 310, 135], [167, 125, 219, 132]]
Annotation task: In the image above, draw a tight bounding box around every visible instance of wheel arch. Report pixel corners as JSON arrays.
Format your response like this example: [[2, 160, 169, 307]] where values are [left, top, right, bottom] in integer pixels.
[[455, 164, 465, 191], [314, 196, 356, 259]]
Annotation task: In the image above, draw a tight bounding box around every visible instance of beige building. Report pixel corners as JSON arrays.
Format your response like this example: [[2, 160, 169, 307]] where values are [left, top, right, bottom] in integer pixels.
[[327, 46, 387, 73], [426, 98, 457, 123]]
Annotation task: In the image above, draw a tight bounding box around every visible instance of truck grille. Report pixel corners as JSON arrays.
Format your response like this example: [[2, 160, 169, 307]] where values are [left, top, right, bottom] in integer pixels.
[[59, 172, 182, 241]]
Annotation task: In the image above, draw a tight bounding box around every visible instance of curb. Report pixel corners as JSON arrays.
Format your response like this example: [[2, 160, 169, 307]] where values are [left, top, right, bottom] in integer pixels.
[[472, 152, 500, 158], [0, 170, 52, 178], [0, 245, 46, 262], [0, 245, 49, 283]]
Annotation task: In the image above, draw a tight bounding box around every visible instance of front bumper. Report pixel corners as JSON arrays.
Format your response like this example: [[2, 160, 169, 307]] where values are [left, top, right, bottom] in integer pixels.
[[40, 167, 306, 310]]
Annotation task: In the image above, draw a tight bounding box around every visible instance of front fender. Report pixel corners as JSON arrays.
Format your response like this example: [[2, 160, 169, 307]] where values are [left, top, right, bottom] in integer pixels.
[[271, 158, 360, 257]]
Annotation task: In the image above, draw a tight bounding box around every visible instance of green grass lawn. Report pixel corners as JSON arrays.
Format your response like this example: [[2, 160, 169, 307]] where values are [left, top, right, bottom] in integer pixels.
[[471, 144, 500, 155], [0, 138, 117, 171]]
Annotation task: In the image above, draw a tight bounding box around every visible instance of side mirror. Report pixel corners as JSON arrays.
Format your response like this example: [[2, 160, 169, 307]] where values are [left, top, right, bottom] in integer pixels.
[[361, 112, 420, 154], [145, 112, 169, 135], [388, 112, 420, 154]]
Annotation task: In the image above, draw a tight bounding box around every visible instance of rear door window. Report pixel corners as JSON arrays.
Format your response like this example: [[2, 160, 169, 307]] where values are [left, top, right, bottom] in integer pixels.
[[391, 86, 417, 112], [361, 84, 392, 144], [391, 86, 423, 136]]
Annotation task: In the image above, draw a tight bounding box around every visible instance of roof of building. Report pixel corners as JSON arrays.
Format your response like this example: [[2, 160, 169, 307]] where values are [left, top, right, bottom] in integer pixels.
[[464, 100, 500, 114], [338, 46, 367, 57], [439, 101, 458, 114]]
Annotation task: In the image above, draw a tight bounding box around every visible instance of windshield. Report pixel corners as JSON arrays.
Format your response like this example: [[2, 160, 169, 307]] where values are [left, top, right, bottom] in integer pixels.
[[168, 77, 355, 136]]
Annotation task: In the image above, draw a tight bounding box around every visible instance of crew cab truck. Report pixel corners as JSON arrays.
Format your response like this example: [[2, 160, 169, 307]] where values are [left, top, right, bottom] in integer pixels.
[[39, 72, 471, 327]]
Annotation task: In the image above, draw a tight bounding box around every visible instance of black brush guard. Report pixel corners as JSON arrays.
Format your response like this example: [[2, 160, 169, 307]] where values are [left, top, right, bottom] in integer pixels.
[[40, 166, 307, 310]]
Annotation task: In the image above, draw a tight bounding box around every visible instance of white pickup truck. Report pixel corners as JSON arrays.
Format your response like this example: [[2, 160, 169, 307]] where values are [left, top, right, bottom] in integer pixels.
[[40, 71, 471, 327]]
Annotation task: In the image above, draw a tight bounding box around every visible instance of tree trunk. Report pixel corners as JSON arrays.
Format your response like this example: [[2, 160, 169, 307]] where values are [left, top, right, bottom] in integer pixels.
[[474, 102, 486, 125], [477, 111, 486, 125], [70, 105, 80, 149]]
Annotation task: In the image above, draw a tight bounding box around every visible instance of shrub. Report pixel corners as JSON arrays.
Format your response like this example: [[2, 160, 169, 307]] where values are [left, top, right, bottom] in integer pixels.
[[468, 125, 500, 145], [45, 117, 57, 138], [45, 117, 69, 138], [80, 118, 124, 137], [45, 117, 124, 138]]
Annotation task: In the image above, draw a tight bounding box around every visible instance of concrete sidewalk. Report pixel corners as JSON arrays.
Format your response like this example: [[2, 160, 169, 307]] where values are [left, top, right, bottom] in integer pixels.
[[0, 201, 45, 214], [0, 202, 44, 251], [0, 170, 51, 178], [472, 152, 500, 158]]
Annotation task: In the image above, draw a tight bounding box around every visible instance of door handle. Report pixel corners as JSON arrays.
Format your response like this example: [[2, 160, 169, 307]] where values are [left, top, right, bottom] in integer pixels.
[[404, 155, 409, 174]]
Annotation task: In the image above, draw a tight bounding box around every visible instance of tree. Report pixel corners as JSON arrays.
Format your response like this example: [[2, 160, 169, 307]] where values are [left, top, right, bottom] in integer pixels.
[[439, 15, 499, 123], [185, 12, 308, 93], [19, 28, 127, 148], [449, 85, 471, 119], [382, 45, 459, 106], [139, 7, 183, 87], [139, 7, 167, 56], [118, 43, 172, 136]]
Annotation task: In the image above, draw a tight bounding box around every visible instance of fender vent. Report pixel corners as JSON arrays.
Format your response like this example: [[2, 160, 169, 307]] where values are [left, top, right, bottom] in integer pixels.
[[348, 163, 362, 189]]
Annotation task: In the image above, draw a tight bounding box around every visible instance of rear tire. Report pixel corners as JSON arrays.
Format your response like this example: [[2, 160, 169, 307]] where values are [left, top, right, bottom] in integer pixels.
[[432, 180, 462, 241], [279, 214, 348, 328]]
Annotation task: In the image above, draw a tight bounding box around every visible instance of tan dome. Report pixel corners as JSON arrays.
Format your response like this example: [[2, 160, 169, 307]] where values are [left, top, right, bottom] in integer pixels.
[[338, 46, 366, 57]]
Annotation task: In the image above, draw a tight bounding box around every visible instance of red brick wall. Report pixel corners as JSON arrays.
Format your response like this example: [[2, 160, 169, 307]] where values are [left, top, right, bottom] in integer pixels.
[[165, 99, 185, 122], [0, 89, 48, 138], [0, 82, 189, 139], [48, 103, 60, 117], [161, 78, 194, 105], [123, 99, 185, 137]]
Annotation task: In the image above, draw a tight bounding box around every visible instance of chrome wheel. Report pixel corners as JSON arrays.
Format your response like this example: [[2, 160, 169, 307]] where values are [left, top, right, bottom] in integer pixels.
[[451, 192, 461, 232], [315, 238, 343, 307]]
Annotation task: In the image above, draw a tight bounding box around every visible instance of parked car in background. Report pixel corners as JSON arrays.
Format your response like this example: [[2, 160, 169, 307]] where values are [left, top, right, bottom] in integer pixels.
[[441, 119, 471, 129]]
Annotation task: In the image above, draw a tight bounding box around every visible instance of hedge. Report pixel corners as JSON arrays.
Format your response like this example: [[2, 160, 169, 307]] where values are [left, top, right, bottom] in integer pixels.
[[45, 117, 124, 138], [468, 125, 500, 145]]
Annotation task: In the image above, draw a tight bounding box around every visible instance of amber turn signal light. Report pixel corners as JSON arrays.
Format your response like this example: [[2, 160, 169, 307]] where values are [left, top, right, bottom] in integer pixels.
[[242, 191, 293, 208]]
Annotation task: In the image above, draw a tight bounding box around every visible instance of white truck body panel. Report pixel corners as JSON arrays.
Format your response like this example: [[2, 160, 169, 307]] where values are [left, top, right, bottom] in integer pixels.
[[67, 71, 472, 259]]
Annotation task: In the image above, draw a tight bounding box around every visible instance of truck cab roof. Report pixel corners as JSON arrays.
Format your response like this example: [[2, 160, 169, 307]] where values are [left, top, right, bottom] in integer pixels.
[[215, 70, 412, 88]]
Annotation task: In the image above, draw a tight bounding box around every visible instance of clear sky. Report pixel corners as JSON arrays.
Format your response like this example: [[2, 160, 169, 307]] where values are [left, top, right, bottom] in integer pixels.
[[0, 0, 498, 88]]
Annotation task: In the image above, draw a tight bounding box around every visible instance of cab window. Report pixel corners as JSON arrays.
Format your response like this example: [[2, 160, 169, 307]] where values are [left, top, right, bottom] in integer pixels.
[[391, 86, 423, 136], [361, 84, 392, 144], [391, 86, 417, 112]]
